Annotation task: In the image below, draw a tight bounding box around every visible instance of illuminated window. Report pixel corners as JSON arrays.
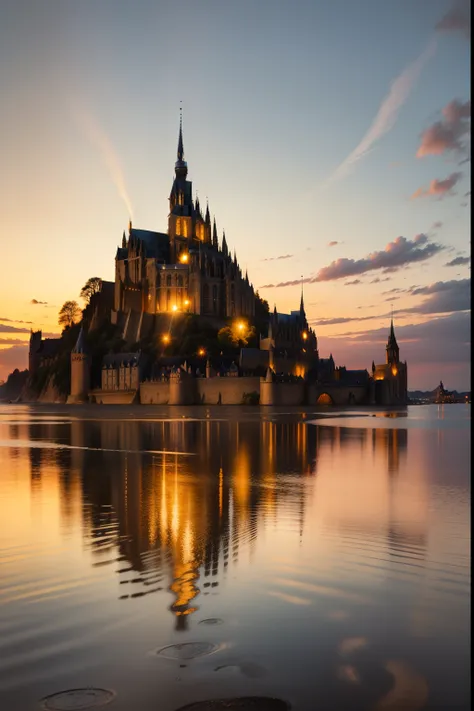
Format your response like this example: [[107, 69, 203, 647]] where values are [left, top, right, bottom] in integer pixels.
[[176, 218, 181, 236], [182, 220, 188, 237]]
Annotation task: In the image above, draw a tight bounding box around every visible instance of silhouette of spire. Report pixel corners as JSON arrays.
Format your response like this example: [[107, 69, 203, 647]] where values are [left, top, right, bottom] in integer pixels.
[[122, 231, 126, 248], [300, 275, 305, 316], [205, 200, 211, 225], [177, 106, 184, 161], [222, 231, 228, 257], [72, 326, 86, 354], [175, 105, 188, 178], [212, 218, 218, 248]]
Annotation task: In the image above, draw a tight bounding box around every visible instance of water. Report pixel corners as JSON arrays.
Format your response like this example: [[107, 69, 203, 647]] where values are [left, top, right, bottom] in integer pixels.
[[0, 404, 470, 711]]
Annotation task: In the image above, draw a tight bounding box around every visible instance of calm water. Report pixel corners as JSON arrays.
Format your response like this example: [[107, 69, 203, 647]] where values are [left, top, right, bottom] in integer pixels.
[[0, 404, 470, 711]]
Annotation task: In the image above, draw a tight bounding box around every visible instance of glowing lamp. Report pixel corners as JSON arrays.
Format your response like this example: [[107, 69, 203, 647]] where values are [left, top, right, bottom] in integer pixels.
[[302, 331, 308, 341], [162, 334, 170, 344], [237, 321, 245, 332], [184, 299, 190, 307], [172, 305, 178, 312], [180, 253, 189, 264], [198, 348, 205, 356]]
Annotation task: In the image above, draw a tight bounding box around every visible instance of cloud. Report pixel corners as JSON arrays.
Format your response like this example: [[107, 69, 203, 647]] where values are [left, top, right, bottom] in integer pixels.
[[0, 324, 31, 334], [0, 317, 33, 324], [314, 233, 442, 282], [445, 256, 471, 267], [0, 338, 28, 346], [327, 241, 340, 247], [260, 234, 444, 288], [345, 279, 362, 286], [411, 172, 463, 200], [326, 39, 437, 183], [436, 0, 471, 41], [406, 278, 470, 314], [370, 277, 391, 284], [311, 314, 377, 326], [262, 254, 294, 262], [31, 299, 48, 305], [417, 99, 471, 157]]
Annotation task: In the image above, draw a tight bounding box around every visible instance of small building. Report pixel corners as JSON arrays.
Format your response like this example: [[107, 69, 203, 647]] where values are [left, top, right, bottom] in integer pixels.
[[101, 352, 146, 392]]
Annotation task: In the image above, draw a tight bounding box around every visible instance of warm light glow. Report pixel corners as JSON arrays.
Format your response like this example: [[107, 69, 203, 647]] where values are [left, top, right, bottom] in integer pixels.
[[237, 321, 245, 332], [162, 334, 170, 344], [172, 304, 178, 312], [179, 252, 189, 263], [184, 299, 190, 307], [302, 331, 308, 340], [198, 348, 205, 356], [392, 365, 398, 376]]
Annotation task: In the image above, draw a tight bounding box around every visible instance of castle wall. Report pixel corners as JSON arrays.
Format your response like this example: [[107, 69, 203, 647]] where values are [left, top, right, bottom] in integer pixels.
[[91, 389, 138, 405], [260, 381, 305, 406], [140, 382, 170, 405], [196, 376, 260, 405], [308, 384, 369, 406]]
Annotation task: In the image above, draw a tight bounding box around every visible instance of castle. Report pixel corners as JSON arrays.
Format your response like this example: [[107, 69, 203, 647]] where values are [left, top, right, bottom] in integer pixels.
[[28, 114, 408, 407], [113, 112, 254, 332]]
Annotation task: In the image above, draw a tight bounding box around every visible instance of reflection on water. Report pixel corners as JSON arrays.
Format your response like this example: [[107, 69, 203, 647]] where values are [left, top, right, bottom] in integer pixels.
[[0, 405, 470, 711]]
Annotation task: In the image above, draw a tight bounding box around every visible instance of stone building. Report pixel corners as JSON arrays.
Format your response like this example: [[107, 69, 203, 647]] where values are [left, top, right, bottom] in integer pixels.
[[28, 330, 62, 375], [371, 320, 408, 405], [113, 115, 255, 326], [101, 353, 145, 392]]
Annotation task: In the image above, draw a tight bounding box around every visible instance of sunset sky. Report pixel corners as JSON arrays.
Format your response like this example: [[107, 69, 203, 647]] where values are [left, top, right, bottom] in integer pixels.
[[0, 0, 470, 389]]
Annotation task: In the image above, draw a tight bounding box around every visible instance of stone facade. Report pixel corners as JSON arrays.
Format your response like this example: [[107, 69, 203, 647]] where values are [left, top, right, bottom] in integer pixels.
[[67, 328, 90, 404]]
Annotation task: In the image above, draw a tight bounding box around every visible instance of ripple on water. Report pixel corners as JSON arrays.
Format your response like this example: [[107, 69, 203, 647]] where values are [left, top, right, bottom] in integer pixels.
[[155, 642, 219, 660], [40, 687, 116, 710]]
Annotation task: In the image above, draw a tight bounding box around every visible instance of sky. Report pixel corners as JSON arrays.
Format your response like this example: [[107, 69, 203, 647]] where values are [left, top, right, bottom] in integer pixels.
[[0, 0, 470, 390]]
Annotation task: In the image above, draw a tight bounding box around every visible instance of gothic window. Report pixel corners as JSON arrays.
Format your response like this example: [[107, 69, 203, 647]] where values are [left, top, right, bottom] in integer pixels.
[[182, 220, 188, 237], [177, 275, 183, 288], [212, 285, 218, 313], [176, 218, 181, 236], [203, 283, 211, 314], [166, 274, 172, 287]]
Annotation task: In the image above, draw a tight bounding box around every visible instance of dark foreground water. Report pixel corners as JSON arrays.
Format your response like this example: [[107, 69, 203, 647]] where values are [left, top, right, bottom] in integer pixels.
[[0, 404, 470, 711]]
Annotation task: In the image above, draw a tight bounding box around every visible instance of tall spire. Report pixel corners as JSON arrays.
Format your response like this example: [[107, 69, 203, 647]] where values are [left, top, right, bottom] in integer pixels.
[[300, 275, 306, 317], [205, 200, 211, 225], [177, 105, 184, 160], [222, 231, 228, 257], [175, 105, 188, 178], [212, 218, 218, 248]]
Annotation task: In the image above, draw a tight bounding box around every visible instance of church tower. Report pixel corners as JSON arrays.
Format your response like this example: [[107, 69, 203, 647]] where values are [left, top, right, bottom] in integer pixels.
[[386, 319, 400, 365], [68, 327, 90, 404], [168, 110, 194, 259]]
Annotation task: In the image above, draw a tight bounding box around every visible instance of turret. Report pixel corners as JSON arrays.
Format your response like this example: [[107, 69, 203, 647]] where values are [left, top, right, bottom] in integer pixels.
[[175, 109, 187, 179], [222, 232, 228, 257], [212, 218, 218, 249], [68, 327, 90, 404]]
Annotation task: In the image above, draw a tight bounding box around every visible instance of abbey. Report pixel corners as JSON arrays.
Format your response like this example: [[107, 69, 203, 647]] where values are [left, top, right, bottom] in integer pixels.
[[113, 114, 255, 323]]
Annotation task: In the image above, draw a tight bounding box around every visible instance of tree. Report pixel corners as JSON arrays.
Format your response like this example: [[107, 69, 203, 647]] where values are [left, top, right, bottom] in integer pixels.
[[80, 277, 102, 303], [58, 301, 81, 329]]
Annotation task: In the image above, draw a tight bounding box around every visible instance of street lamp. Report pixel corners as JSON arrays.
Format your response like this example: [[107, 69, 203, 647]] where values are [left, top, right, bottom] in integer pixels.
[[162, 334, 170, 345]]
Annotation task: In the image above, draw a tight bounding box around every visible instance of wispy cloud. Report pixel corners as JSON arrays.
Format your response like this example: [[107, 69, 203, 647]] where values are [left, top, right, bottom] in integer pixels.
[[436, 0, 471, 41], [262, 254, 294, 262], [327, 241, 340, 247], [0, 317, 33, 325], [326, 38, 437, 184], [259, 233, 444, 288], [31, 299, 48, 305], [417, 99, 471, 157], [445, 256, 471, 267], [411, 172, 463, 199]]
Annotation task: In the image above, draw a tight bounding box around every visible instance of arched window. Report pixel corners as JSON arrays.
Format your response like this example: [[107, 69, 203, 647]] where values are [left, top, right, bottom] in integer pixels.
[[177, 275, 183, 288], [176, 218, 181, 236], [166, 274, 172, 287], [182, 220, 188, 237]]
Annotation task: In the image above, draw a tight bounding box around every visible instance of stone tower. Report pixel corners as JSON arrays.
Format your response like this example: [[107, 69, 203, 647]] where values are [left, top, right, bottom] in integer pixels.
[[68, 327, 90, 403]]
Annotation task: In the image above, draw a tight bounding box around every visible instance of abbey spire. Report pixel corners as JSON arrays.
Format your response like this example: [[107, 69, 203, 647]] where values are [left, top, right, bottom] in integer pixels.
[[175, 108, 187, 178], [386, 317, 399, 365]]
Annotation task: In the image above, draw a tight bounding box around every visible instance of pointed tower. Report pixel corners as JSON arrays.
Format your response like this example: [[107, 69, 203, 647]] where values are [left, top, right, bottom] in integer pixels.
[[68, 327, 90, 404], [175, 109, 187, 179], [222, 231, 228, 257], [212, 218, 218, 249], [386, 318, 400, 365]]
